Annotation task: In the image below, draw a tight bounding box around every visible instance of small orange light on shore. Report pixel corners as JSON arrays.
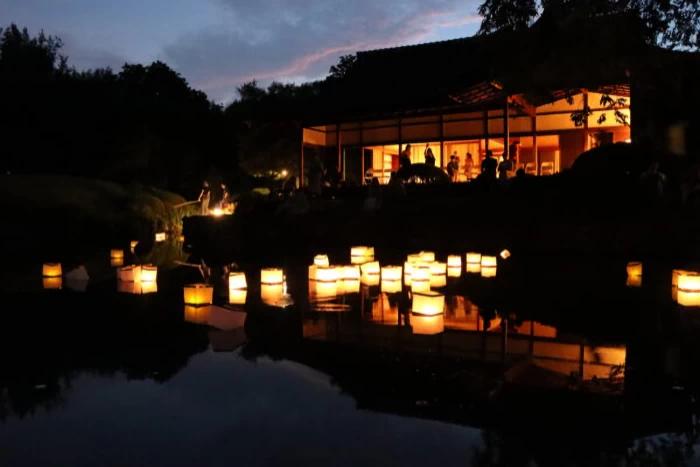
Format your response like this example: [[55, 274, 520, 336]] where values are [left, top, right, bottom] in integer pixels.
[[229, 289, 247, 305]]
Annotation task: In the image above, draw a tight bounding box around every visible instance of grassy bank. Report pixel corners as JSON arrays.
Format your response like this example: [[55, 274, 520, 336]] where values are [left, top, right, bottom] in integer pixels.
[[0, 174, 197, 265]]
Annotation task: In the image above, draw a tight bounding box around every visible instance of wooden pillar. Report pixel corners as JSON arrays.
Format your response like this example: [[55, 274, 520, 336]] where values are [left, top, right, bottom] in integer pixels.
[[532, 115, 538, 175], [439, 114, 445, 168], [503, 95, 510, 161], [583, 90, 590, 151]]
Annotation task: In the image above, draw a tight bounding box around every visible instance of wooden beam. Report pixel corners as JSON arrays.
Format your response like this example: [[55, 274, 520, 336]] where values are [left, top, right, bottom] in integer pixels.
[[508, 94, 537, 117]]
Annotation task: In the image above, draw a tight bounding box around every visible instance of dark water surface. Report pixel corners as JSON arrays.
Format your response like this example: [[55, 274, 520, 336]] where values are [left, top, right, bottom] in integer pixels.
[[2, 244, 700, 466]]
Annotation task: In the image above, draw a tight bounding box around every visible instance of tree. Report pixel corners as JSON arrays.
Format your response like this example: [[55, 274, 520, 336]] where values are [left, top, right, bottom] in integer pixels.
[[328, 54, 358, 80]]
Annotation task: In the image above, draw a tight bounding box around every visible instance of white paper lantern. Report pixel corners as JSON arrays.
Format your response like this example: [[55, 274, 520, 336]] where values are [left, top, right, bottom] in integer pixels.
[[261, 268, 284, 285], [228, 272, 247, 290], [412, 291, 445, 316]]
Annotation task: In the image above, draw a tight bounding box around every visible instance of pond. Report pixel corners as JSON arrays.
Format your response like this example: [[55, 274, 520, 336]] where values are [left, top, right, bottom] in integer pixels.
[[2, 242, 700, 466]]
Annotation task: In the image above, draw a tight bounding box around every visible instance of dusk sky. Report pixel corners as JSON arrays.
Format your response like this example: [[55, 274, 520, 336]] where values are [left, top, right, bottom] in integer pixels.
[[1, 0, 481, 103]]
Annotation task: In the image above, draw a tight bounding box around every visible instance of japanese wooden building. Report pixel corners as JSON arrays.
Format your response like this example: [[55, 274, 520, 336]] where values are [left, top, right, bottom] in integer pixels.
[[300, 13, 689, 185]]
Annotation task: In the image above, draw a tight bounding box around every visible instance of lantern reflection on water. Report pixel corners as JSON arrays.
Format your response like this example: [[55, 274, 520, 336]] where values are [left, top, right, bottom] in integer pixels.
[[626, 276, 642, 288], [466, 253, 481, 265], [228, 272, 247, 290], [141, 281, 158, 294], [361, 261, 380, 276], [110, 249, 124, 260], [261, 268, 284, 285], [448, 266, 462, 278], [42, 263, 62, 278], [184, 284, 214, 306], [141, 265, 158, 282], [627, 262, 642, 277], [110, 258, 124, 267], [429, 262, 447, 287], [261, 284, 284, 305], [314, 255, 330, 267], [361, 273, 380, 286], [412, 291, 445, 316], [411, 314, 445, 335], [229, 288, 247, 305], [481, 266, 497, 278], [315, 281, 338, 298], [342, 279, 361, 294], [381, 279, 402, 294], [466, 263, 481, 274], [411, 266, 430, 292], [677, 272, 700, 306], [381, 266, 402, 282], [184, 305, 209, 325], [43, 277, 62, 289]]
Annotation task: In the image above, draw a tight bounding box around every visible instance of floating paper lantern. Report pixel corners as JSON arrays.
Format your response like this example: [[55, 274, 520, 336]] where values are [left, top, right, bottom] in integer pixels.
[[118, 265, 141, 282], [381, 266, 402, 282], [411, 266, 430, 292], [430, 262, 446, 276], [404, 261, 415, 276], [316, 266, 338, 283], [110, 249, 124, 260], [407, 254, 422, 264], [110, 258, 124, 267], [342, 279, 361, 294], [448, 267, 462, 278], [481, 267, 497, 278], [381, 279, 402, 294], [351, 246, 374, 264], [43, 277, 62, 290], [466, 253, 482, 264], [627, 262, 642, 277], [430, 274, 447, 288], [411, 314, 445, 335], [141, 281, 158, 294], [361, 261, 380, 276], [481, 256, 497, 268], [447, 255, 462, 268], [155, 232, 166, 242], [261, 268, 284, 285], [261, 284, 284, 304], [228, 272, 247, 290], [314, 255, 330, 267], [229, 288, 247, 305], [141, 265, 158, 282], [184, 284, 214, 306], [344, 265, 361, 280], [361, 274, 380, 286], [315, 281, 338, 298], [412, 291, 445, 316], [466, 263, 481, 274], [42, 263, 62, 278], [677, 272, 700, 306], [500, 249, 511, 260], [672, 269, 689, 287], [420, 251, 435, 263]]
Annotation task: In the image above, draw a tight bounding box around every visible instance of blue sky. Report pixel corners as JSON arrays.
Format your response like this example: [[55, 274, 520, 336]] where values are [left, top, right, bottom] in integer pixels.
[[0, 0, 482, 103]]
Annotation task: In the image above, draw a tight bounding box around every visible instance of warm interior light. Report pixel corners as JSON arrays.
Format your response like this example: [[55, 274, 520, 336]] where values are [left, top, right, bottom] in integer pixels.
[[466, 263, 481, 274], [118, 265, 142, 282], [448, 266, 462, 278], [481, 267, 497, 278], [340, 279, 360, 294], [155, 232, 166, 242], [412, 291, 445, 316], [314, 255, 330, 267], [316, 266, 338, 283], [411, 314, 445, 335], [411, 266, 430, 292], [361, 274, 380, 286], [500, 249, 511, 260], [110, 249, 124, 260], [228, 272, 247, 290], [447, 255, 462, 268], [42, 263, 62, 278], [229, 289, 247, 305], [481, 256, 497, 268], [678, 273, 700, 292], [381, 266, 402, 282], [351, 246, 375, 264], [627, 262, 642, 277], [466, 253, 482, 264], [430, 274, 447, 288], [381, 279, 402, 294], [344, 265, 361, 280], [141, 265, 158, 282], [672, 269, 690, 287], [625, 138, 632, 143], [110, 258, 124, 268], [430, 262, 446, 276], [420, 251, 435, 263], [261, 268, 284, 285], [43, 277, 62, 290], [361, 261, 380, 276]]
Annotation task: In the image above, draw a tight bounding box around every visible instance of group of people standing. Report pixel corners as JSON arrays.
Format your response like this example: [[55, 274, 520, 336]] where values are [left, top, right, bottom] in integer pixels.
[[198, 181, 231, 215]]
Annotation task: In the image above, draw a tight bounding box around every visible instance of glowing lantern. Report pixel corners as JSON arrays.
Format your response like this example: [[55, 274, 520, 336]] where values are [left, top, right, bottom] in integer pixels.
[[141, 281, 158, 294], [677, 273, 700, 306], [466, 253, 482, 264], [110, 258, 124, 267], [316, 266, 338, 283], [381, 266, 402, 282], [411, 266, 430, 292], [412, 291, 445, 316], [481, 267, 497, 278], [314, 281, 338, 298], [130, 240, 139, 252], [481, 256, 497, 268], [351, 246, 374, 264], [361, 261, 380, 277], [500, 249, 511, 260], [627, 276, 642, 288], [261, 284, 284, 304], [308, 265, 317, 281], [361, 274, 380, 286], [447, 255, 462, 268], [212, 208, 223, 217], [261, 268, 284, 285], [448, 267, 462, 278], [228, 272, 247, 290], [314, 255, 330, 267], [466, 263, 481, 274], [43, 277, 62, 290], [672, 269, 689, 287], [344, 265, 361, 280], [42, 263, 62, 278], [229, 288, 247, 305], [179, 235, 185, 243], [381, 280, 402, 294], [411, 314, 445, 335], [430, 262, 446, 276], [155, 232, 166, 242], [184, 284, 214, 306], [420, 251, 435, 263], [110, 249, 124, 260], [627, 262, 642, 277], [407, 254, 422, 264], [141, 265, 158, 282], [118, 265, 142, 282], [340, 279, 359, 295]]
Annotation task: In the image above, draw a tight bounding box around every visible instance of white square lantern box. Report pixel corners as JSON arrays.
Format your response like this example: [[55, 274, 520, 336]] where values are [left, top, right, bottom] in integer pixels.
[[344, 265, 361, 281], [447, 255, 462, 268], [316, 266, 338, 283], [466, 253, 482, 265], [677, 272, 700, 306], [627, 262, 642, 278], [261, 268, 284, 285], [314, 255, 330, 267], [412, 291, 445, 316], [118, 265, 142, 282], [381, 266, 402, 282], [141, 265, 158, 282], [361, 261, 380, 277], [228, 272, 247, 290], [184, 283, 214, 306]]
